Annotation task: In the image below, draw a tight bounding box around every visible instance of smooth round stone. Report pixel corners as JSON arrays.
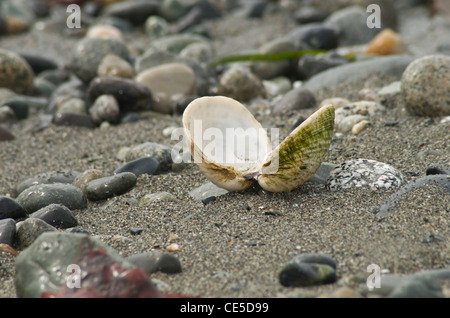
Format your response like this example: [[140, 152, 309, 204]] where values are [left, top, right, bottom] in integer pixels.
[[158, 0, 189, 22], [290, 253, 337, 270], [29, 204, 78, 229], [100, 0, 159, 25], [0, 125, 14, 141], [0, 196, 26, 220], [85, 172, 137, 201], [86, 24, 123, 40], [297, 53, 348, 79], [72, 169, 105, 193], [0, 48, 34, 94], [0, 105, 16, 122], [326, 159, 405, 190], [135, 63, 197, 114], [337, 114, 368, 133], [148, 33, 209, 54], [33, 77, 56, 97], [180, 42, 214, 63], [139, 192, 177, 206], [272, 87, 316, 115], [57, 97, 87, 113], [144, 15, 170, 39], [87, 76, 152, 112], [53, 111, 96, 128], [114, 157, 160, 177], [89, 94, 120, 125], [294, 6, 329, 24], [15, 170, 80, 197], [18, 53, 58, 75], [285, 23, 339, 50], [217, 65, 265, 103], [389, 275, 444, 298], [15, 183, 88, 214], [125, 142, 173, 171], [324, 5, 380, 46], [97, 54, 134, 78], [0, 218, 16, 245], [251, 39, 296, 80], [127, 251, 182, 274], [69, 37, 131, 84], [401, 55, 450, 117], [15, 218, 57, 250], [279, 262, 336, 287]]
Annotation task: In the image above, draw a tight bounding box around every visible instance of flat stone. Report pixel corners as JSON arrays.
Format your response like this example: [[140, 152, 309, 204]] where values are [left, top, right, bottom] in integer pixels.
[[272, 87, 316, 115], [125, 142, 173, 171], [188, 182, 229, 201], [85, 172, 137, 201], [53, 112, 96, 128], [279, 262, 336, 287]]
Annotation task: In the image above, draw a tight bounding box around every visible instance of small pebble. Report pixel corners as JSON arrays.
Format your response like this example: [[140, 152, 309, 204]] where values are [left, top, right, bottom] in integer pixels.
[[15, 183, 88, 214], [0, 218, 16, 245], [272, 87, 316, 115], [29, 203, 78, 229], [217, 65, 265, 103], [135, 63, 197, 114], [114, 157, 160, 177], [279, 262, 336, 287], [0, 48, 34, 94], [97, 54, 135, 78], [127, 251, 182, 274], [365, 28, 404, 55], [89, 94, 120, 125], [0, 125, 15, 141], [125, 142, 173, 171], [0, 196, 27, 220], [85, 172, 137, 201], [15, 218, 57, 250]]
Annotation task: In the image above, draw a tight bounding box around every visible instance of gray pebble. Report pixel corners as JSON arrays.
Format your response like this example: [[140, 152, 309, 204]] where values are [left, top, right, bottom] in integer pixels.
[[279, 262, 336, 287], [272, 87, 316, 115], [125, 142, 173, 171], [85, 172, 137, 201], [114, 157, 160, 177], [189, 182, 229, 201], [0, 196, 26, 220], [69, 37, 130, 83], [15, 170, 80, 197], [0, 218, 16, 245], [389, 275, 444, 298], [89, 94, 120, 125], [15, 183, 87, 214], [29, 203, 78, 229], [217, 65, 265, 103], [127, 251, 182, 274], [53, 111, 96, 128]]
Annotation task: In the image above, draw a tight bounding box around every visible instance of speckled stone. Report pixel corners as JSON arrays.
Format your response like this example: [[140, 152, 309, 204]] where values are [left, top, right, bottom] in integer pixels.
[[0, 48, 34, 94], [89, 94, 120, 125], [0, 218, 16, 245], [401, 55, 450, 117], [15, 183, 87, 214], [15, 170, 80, 197], [15, 218, 57, 250], [69, 37, 131, 84], [217, 65, 265, 103], [72, 169, 105, 193], [97, 54, 135, 78], [326, 159, 405, 190]]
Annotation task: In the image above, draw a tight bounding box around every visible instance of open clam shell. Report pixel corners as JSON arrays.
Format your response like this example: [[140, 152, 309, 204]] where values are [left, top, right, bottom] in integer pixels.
[[182, 96, 335, 192]]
